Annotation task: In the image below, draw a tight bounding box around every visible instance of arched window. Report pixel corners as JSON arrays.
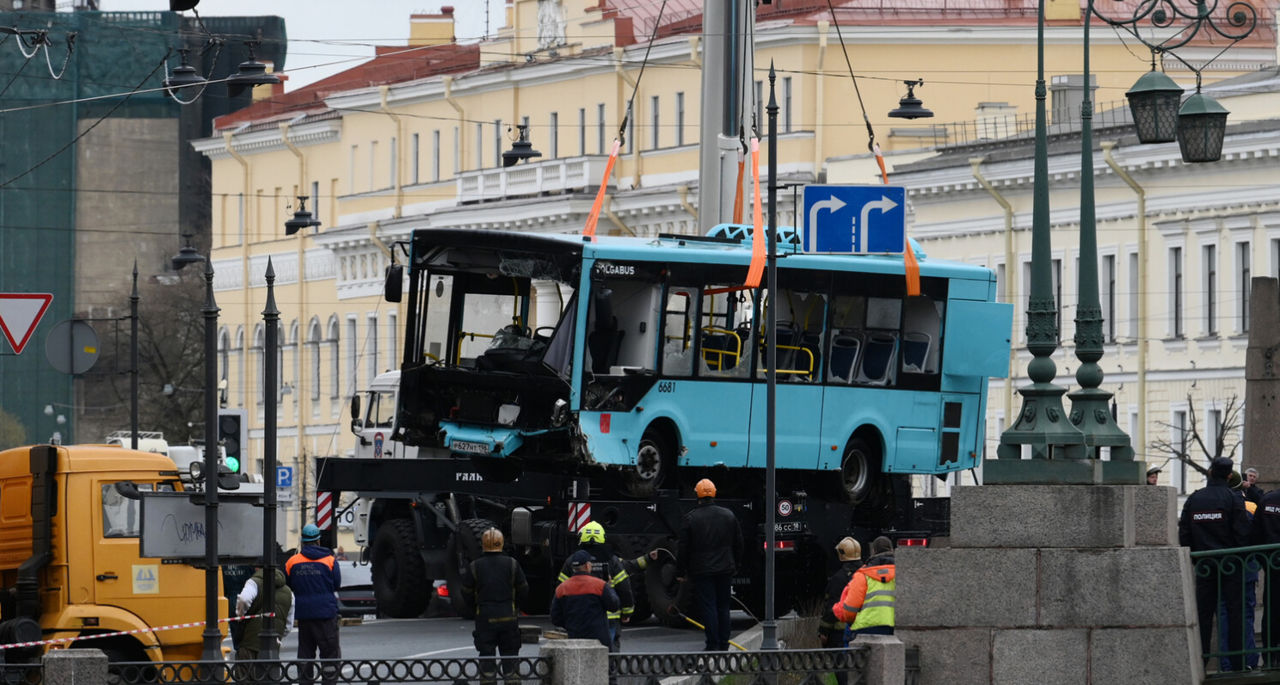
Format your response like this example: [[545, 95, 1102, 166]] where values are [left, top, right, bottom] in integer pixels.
[[218, 327, 231, 408], [253, 324, 265, 408], [309, 317, 322, 405], [288, 320, 299, 405], [328, 315, 341, 404], [234, 327, 245, 408]]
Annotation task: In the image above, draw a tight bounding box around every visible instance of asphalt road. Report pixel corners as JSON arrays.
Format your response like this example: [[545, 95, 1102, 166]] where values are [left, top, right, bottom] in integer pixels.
[[271, 612, 762, 660]]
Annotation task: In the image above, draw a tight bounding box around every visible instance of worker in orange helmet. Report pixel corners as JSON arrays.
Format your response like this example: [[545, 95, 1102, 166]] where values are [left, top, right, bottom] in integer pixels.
[[677, 478, 743, 651], [833, 536, 896, 638]]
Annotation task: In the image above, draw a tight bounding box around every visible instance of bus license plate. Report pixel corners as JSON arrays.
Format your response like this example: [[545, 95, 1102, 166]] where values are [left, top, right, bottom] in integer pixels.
[[775, 521, 803, 534], [452, 440, 491, 455]]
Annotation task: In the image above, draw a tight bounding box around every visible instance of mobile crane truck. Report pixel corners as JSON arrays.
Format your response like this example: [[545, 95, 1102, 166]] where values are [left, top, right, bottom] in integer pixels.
[[317, 223, 1010, 623]]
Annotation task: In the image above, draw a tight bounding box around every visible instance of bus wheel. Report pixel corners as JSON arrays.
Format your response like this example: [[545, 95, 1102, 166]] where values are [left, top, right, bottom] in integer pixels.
[[371, 518, 431, 618], [444, 518, 499, 618], [623, 428, 672, 498], [841, 437, 880, 505]]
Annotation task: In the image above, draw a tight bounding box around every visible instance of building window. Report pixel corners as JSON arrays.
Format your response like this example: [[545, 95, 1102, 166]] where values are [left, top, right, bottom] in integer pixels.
[[1101, 254, 1115, 343], [367, 313, 379, 383], [328, 316, 340, 401], [1173, 409, 1188, 493], [550, 112, 559, 158], [1170, 246, 1183, 338], [598, 103, 606, 154], [494, 120, 502, 167], [452, 127, 460, 175], [348, 145, 357, 193], [388, 311, 398, 370], [432, 131, 440, 182], [783, 76, 792, 132], [310, 181, 320, 224], [346, 316, 359, 396], [1238, 241, 1252, 333], [651, 96, 660, 149], [627, 114, 634, 155], [412, 133, 420, 184], [1127, 252, 1138, 340], [390, 137, 397, 187], [1053, 258, 1062, 341], [996, 263, 1007, 303], [676, 92, 685, 146], [310, 320, 322, 404], [578, 108, 586, 155], [1203, 244, 1217, 336], [369, 141, 378, 190], [476, 123, 484, 170]]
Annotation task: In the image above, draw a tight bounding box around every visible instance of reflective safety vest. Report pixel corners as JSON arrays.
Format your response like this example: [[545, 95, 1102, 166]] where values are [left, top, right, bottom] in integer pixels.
[[850, 575, 895, 631]]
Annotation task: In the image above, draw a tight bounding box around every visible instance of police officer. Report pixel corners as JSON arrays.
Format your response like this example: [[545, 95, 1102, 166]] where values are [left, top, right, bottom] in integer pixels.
[[1179, 457, 1251, 671], [460, 528, 528, 684], [557, 521, 633, 651], [676, 478, 743, 652]]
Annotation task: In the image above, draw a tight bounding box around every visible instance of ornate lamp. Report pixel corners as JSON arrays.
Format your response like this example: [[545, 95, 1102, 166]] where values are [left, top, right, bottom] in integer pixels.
[[1177, 91, 1230, 163], [1125, 68, 1183, 144], [502, 124, 543, 167]]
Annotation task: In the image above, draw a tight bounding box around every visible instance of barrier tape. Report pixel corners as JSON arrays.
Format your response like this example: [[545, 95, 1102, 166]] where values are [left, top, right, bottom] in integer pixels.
[[0, 612, 275, 650]]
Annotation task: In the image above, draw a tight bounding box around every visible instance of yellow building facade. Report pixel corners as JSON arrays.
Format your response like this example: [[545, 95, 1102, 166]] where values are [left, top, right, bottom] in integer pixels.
[[195, 0, 1275, 526]]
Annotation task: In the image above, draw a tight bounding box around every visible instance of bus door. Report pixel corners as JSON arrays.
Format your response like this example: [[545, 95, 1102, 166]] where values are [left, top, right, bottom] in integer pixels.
[[665, 282, 753, 468], [748, 283, 826, 469]]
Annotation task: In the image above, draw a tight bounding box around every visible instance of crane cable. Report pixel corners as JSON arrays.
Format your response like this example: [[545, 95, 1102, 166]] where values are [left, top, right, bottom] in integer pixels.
[[825, 0, 920, 295], [584, 0, 671, 239]]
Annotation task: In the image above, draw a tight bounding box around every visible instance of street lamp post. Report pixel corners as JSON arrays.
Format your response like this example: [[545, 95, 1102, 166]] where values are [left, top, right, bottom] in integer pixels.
[[260, 259, 281, 658], [171, 248, 221, 662], [990, 0, 1086, 481], [1068, 1, 1136, 468]]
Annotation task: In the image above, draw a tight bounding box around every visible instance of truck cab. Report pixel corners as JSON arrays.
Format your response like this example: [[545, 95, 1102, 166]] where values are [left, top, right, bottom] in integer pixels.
[[0, 444, 220, 663], [351, 371, 418, 461]]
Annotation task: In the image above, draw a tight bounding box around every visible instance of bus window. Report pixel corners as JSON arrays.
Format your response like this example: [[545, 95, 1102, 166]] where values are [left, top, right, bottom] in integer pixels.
[[857, 297, 903, 386], [699, 285, 753, 378], [457, 282, 530, 365], [902, 296, 943, 375], [662, 287, 695, 377], [763, 287, 826, 383], [828, 295, 867, 383]]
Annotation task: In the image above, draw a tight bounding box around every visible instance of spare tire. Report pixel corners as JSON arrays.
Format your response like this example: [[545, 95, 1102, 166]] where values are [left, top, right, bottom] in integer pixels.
[[444, 518, 499, 619], [644, 549, 697, 629], [371, 518, 430, 618]]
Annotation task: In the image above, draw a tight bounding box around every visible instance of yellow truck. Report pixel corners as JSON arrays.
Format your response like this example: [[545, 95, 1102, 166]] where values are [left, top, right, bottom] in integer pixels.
[[0, 443, 222, 662]]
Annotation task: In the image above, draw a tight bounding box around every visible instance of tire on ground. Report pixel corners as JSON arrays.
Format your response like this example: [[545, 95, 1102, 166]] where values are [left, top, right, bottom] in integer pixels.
[[644, 549, 697, 629], [371, 518, 431, 618]]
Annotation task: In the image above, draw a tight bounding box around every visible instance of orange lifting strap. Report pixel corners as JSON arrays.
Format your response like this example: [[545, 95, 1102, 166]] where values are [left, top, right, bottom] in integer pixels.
[[745, 137, 766, 289], [875, 142, 920, 297], [582, 139, 622, 240]]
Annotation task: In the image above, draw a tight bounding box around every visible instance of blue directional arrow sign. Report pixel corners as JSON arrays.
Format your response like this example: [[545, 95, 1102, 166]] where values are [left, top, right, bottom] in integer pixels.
[[802, 184, 906, 254]]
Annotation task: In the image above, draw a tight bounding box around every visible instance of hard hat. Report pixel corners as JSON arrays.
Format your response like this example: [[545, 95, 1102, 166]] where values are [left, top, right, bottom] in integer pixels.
[[482, 527, 504, 552], [835, 537, 862, 562], [579, 521, 605, 544], [301, 524, 321, 543], [1146, 465, 1161, 476], [695, 478, 716, 498]]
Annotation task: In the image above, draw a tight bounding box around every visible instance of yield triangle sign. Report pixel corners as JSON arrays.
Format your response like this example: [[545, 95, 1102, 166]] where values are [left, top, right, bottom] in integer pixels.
[[0, 293, 53, 355]]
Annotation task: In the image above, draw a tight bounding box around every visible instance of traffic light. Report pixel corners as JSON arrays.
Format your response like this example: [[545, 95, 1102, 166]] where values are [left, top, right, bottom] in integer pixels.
[[217, 409, 247, 473]]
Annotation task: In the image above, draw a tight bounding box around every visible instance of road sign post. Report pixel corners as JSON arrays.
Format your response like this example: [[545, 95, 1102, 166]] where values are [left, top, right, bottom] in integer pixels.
[[802, 185, 906, 254]]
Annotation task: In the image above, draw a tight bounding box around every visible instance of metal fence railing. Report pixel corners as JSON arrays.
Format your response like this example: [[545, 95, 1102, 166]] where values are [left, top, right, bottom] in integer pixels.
[[0, 665, 41, 685], [610, 647, 870, 685], [108, 657, 552, 685], [1191, 542, 1280, 677]]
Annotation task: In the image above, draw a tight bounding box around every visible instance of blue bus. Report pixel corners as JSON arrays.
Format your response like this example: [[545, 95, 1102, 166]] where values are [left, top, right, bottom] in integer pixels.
[[392, 225, 1012, 504]]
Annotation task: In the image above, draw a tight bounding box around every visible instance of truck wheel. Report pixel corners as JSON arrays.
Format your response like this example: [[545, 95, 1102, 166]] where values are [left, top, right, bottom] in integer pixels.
[[371, 518, 430, 618], [444, 518, 499, 619], [624, 428, 673, 498], [644, 550, 696, 628], [841, 437, 881, 505]]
